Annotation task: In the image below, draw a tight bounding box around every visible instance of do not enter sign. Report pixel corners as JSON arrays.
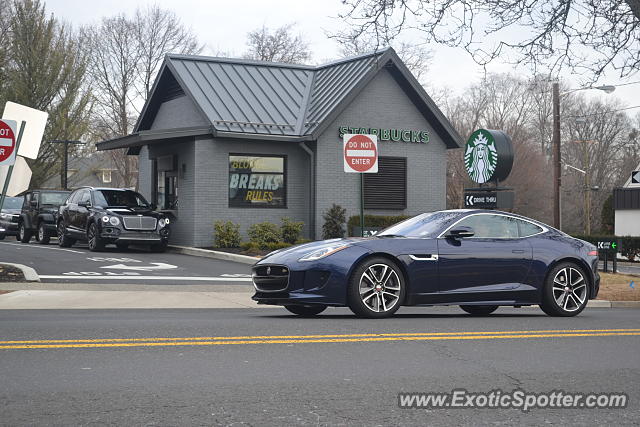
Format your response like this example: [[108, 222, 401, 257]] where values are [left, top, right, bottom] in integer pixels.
[[0, 119, 18, 166], [343, 133, 378, 173]]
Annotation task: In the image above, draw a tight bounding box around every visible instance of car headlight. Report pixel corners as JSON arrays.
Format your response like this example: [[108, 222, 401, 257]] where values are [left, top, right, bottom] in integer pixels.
[[159, 218, 170, 228], [298, 244, 349, 262], [109, 217, 120, 226], [102, 216, 109, 223], [0, 213, 7, 219]]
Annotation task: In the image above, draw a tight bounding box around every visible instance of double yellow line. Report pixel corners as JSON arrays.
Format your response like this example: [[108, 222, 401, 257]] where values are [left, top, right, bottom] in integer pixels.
[[0, 328, 638, 350]]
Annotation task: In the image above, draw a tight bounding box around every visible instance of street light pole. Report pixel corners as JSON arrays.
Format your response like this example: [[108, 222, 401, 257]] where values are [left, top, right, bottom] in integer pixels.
[[552, 83, 561, 229], [47, 140, 85, 190]]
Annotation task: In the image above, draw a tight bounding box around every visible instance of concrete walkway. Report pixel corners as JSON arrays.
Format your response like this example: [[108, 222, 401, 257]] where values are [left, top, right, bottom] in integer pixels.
[[0, 289, 274, 309]]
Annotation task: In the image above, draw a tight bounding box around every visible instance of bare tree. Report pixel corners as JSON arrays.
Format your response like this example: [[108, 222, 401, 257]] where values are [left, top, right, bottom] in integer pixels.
[[244, 23, 311, 64], [338, 0, 640, 82], [85, 5, 202, 188], [134, 4, 202, 100]]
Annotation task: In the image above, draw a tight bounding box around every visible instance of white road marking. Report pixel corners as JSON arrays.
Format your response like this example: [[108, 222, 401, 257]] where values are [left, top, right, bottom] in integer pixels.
[[38, 275, 252, 281], [100, 262, 178, 271], [87, 257, 142, 263], [0, 241, 83, 254]]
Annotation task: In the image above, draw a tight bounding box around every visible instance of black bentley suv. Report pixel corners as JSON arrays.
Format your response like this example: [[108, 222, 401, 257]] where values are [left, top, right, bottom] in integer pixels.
[[57, 187, 171, 252]]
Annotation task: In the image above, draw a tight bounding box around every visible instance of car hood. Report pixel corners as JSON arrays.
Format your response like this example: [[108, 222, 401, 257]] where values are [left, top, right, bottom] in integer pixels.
[[258, 237, 368, 263], [1, 208, 21, 215], [105, 208, 159, 217]]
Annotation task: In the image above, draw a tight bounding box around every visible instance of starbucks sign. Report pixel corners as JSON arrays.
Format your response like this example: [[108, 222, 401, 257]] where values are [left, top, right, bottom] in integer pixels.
[[464, 129, 514, 184]]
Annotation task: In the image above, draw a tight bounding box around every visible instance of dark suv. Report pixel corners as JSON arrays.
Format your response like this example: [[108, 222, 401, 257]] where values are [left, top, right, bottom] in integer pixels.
[[57, 187, 171, 252], [0, 196, 23, 240], [17, 190, 71, 244]]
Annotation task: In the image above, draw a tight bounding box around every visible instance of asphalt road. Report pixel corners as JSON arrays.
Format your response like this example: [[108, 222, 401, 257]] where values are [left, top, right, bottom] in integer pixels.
[[1, 307, 638, 425], [0, 240, 251, 285]]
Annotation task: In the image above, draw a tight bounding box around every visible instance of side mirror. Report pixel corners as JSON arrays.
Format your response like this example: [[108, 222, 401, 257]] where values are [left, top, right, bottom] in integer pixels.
[[78, 201, 90, 208], [447, 226, 475, 239]]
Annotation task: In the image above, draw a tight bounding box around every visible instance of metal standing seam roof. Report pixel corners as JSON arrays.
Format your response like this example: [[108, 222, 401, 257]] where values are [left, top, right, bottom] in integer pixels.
[[118, 47, 462, 149]]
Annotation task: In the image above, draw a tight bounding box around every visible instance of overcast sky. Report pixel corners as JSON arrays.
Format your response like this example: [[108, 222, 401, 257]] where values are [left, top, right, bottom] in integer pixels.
[[47, 0, 640, 117]]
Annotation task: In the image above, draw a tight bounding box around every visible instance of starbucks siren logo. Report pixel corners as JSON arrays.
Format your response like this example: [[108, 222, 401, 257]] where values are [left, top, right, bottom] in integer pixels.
[[465, 130, 498, 183]]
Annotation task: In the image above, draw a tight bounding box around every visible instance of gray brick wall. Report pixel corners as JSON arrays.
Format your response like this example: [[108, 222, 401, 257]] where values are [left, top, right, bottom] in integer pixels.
[[314, 68, 448, 238], [190, 137, 311, 247]]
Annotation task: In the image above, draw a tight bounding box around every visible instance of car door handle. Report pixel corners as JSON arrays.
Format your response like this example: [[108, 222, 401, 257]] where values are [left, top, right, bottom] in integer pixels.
[[409, 254, 439, 261], [512, 249, 525, 253]]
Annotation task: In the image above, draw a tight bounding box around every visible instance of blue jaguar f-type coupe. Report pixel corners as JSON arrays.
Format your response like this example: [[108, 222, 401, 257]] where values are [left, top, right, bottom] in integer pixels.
[[252, 210, 600, 318]]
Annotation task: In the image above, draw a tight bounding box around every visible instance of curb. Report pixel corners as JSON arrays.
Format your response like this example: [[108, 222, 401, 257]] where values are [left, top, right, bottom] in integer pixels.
[[0, 263, 40, 282], [168, 245, 260, 265]]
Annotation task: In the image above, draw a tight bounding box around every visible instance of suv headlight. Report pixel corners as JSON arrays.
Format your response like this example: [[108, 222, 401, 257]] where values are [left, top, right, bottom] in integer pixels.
[[0, 213, 7, 219], [109, 217, 120, 226], [159, 218, 170, 227], [102, 216, 109, 223], [298, 244, 349, 262]]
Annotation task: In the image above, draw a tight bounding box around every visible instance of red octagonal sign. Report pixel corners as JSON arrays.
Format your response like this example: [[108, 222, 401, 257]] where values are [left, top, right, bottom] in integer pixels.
[[0, 119, 18, 166], [343, 133, 378, 173]]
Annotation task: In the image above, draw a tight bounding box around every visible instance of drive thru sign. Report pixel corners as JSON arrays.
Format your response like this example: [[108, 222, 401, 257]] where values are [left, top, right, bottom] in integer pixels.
[[343, 133, 378, 173], [0, 119, 18, 166]]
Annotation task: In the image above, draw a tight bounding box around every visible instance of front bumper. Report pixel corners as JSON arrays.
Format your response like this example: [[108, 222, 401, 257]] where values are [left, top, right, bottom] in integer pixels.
[[251, 245, 371, 307], [0, 220, 18, 235], [99, 224, 170, 243]]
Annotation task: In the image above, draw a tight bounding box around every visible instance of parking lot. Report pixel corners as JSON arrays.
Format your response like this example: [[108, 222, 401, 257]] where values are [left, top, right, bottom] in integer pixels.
[[0, 240, 251, 286]]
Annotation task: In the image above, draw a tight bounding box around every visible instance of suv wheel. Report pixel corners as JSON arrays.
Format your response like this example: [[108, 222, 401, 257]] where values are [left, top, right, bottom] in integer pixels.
[[87, 223, 105, 252], [18, 222, 31, 243], [37, 222, 51, 245], [57, 221, 76, 248]]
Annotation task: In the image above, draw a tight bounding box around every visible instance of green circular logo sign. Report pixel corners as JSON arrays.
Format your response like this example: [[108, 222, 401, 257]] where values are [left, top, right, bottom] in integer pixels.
[[465, 129, 499, 183]]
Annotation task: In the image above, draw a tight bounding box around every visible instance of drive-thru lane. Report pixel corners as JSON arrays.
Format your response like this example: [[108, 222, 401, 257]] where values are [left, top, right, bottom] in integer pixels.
[[0, 241, 252, 285]]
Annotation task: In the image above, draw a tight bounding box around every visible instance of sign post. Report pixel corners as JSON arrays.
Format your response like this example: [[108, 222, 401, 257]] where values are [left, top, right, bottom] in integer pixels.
[[597, 240, 620, 274], [0, 120, 26, 211], [343, 134, 378, 237]]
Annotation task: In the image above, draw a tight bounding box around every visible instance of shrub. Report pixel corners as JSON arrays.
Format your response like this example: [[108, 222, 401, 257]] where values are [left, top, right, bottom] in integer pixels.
[[247, 221, 280, 249], [265, 241, 291, 251], [347, 214, 411, 236], [281, 217, 304, 244], [213, 221, 241, 248], [240, 241, 261, 255], [322, 204, 347, 239]]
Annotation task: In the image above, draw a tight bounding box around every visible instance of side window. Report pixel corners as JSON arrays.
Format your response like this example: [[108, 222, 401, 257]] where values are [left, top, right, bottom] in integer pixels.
[[517, 219, 544, 237], [22, 193, 31, 208], [68, 190, 80, 204], [457, 214, 519, 239], [31, 192, 39, 207], [78, 190, 91, 205]]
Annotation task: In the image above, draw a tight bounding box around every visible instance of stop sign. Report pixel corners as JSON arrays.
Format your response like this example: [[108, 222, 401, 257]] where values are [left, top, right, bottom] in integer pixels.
[[343, 133, 378, 173], [0, 119, 17, 166]]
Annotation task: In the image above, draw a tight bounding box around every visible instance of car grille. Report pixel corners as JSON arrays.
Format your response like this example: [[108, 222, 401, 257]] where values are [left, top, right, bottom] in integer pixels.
[[252, 265, 289, 292], [122, 216, 157, 231]]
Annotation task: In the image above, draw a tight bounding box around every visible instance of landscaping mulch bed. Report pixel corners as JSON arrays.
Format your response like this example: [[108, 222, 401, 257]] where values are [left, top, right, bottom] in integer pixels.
[[0, 264, 25, 282], [597, 273, 639, 301], [203, 247, 268, 257]]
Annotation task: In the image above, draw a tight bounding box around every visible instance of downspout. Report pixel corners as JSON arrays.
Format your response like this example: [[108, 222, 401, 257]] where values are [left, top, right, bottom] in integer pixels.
[[299, 141, 315, 240]]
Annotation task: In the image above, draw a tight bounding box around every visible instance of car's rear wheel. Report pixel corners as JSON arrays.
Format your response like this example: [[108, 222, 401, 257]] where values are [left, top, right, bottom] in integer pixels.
[[37, 222, 50, 245], [347, 257, 406, 318], [540, 262, 589, 317], [459, 305, 499, 316], [18, 222, 31, 243], [87, 223, 105, 252], [284, 305, 327, 317], [57, 221, 76, 248]]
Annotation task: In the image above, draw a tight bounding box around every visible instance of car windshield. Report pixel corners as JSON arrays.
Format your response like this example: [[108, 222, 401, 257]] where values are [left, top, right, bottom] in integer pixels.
[[41, 192, 70, 206], [93, 190, 150, 208], [2, 197, 22, 209], [377, 211, 463, 238]]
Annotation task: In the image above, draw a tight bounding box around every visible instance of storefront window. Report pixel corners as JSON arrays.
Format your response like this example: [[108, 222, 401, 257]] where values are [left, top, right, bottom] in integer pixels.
[[229, 155, 286, 208]]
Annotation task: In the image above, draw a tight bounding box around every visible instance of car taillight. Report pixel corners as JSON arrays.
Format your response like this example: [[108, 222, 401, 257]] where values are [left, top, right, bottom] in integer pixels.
[[588, 250, 598, 256]]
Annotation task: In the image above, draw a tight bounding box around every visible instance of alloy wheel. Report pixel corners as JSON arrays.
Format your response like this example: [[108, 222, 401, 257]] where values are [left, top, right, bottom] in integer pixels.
[[552, 267, 587, 312], [88, 224, 97, 250], [57, 222, 64, 240], [358, 263, 402, 313], [38, 226, 44, 241]]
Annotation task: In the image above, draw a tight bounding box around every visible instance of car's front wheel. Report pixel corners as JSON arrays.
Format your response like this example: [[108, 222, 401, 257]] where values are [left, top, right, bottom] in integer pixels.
[[284, 305, 327, 317], [540, 262, 589, 317], [57, 221, 76, 248], [18, 222, 31, 243], [459, 305, 499, 316], [87, 223, 105, 252], [348, 257, 406, 318], [37, 222, 50, 245]]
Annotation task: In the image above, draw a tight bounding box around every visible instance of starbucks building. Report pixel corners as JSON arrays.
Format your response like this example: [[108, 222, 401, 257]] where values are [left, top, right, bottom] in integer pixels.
[[96, 48, 462, 247]]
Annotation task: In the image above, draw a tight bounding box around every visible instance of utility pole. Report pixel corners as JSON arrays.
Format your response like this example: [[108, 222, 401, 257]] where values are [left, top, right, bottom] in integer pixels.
[[552, 82, 561, 230], [47, 140, 85, 190]]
